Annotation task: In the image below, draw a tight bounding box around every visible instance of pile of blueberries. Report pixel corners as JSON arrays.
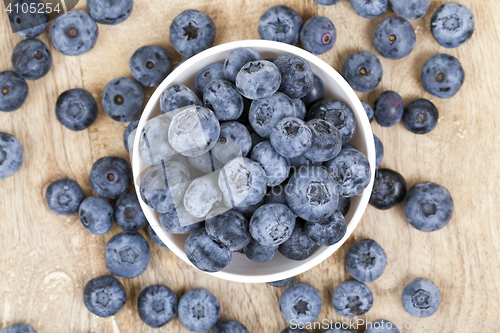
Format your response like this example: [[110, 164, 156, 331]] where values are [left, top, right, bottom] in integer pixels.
[[0, 0, 473, 332]]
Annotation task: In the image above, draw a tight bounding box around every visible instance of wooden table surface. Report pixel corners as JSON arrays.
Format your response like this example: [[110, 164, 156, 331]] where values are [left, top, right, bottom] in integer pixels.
[[1, 0, 500, 332]]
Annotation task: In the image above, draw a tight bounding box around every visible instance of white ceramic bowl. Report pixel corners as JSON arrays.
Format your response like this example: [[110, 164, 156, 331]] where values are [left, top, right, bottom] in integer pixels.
[[132, 40, 375, 283]]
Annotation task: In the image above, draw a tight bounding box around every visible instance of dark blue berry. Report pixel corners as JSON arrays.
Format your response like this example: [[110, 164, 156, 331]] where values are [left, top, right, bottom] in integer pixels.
[[123, 119, 139, 153], [49, 10, 98, 56], [194, 62, 224, 97], [206, 209, 251, 251], [274, 54, 314, 98], [83, 275, 126, 317], [279, 219, 318, 260], [304, 211, 346, 246], [373, 16, 416, 60], [268, 276, 296, 288], [279, 283, 322, 325], [337, 196, 351, 216], [243, 238, 278, 263], [421, 54, 464, 99], [342, 51, 382, 92], [0, 323, 37, 333], [89, 157, 131, 199], [251, 141, 290, 186], [178, 289, 220, 332], [223, 48, 262, 83], [212, 320, 249, 333], [46, 178, 84, 215], [350, 0, 388, 18], [249, 91, 296, 138], [431, 2, 474, 49], [159, 205, 204, 234], [370, 168, 407, 210], [185, 228, 232, 272], [105, 231, 150, 278], [148, 225, 168, 248], [79, 196, 113, 235], [102, 77, 144, 122], [8, 0, 48, 38], [325, 147, 371, 197], [390, 0, 430, 20], [0, 71, 28, 112], [374, 91, 404, 127], [203, 79, 244, 121], [363, 102, 374, 123], [129, 45, 172, 87], [87, 0, 132, 25], [0, 132, 23, 179], [137, 285, 177, 328], [271, 117, 312, 158], [55, 88, 98, 131], [11, 39, 51, 80], [402, 278, 441, 317], [213, 121, 252, 164], [365, 319, 400, 333], [345, 239, 387, 282], [250, 203, 296, 247], [292, 98, 307, 119], [402, 99, 438, 134], [160, 84, 201, 115], [170, 10, 216, 57], [114, 193, 147, 231], [303, 119, 342, 162], [307, 99, 356, 144], [301, 75, 325, 109], [236, 60, 281, 100], [300, 16, 336, 55], [258, 5, 303, 45], [332, 280, 373, 318], [373, 134, 384, 168]]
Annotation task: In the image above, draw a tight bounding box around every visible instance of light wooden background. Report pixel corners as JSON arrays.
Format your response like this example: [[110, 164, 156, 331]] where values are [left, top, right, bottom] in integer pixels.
[[1, 0, 500, 332]]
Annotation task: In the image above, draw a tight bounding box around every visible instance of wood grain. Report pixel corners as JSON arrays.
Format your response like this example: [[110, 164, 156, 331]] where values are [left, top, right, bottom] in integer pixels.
[[1, 0, 500, 332]]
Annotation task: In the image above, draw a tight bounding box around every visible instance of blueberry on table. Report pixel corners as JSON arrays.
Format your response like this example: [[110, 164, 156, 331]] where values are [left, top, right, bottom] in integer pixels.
[[403, 182, 453, 232], [431, 2, 474, 49], [251, 141, 290, 186], [363, 102, 374, 123], [49, 10, 98, 56], [300, 16, 336, 55], [374, 91, 404, 127], [170, 10, 216, 57], [0, 132, 23, 180], [123, 119, 139, 153], [159, 204, 204, 234], [402, 278, 441, 317], [268, 276, 296, 288], [304, 211, 347, 246], [223, 48, 262, 83], [0, 71, 28, 112], [243, 238, 278, 263], [325, 147, 371, 197], [11, 39, 51, 81], [373, 16, 416, 60], [236, 60, 281, 100], [45, 178, 84, 215], [178, 289, 220, 332], [129, 45, 172, 87], [279, 283, 322, 325], [373, 134, 384, 168], [345, 239, 387, 282], [369, 168, 407, 210], [83, 275, 127, 317], [203, 79, 244, 121], [55, 88, 98, 131], [194, 62, 225, 98], [274, 54, 314, 99], [105, 231, 150, 278], [332, 280, 373, 318], [102, 77, 144, 123], [250, 203, 296, 247], [389, 0, 430, 20], [365, 319, 400, 333], [307, 99, 356, 145], [249, 91, 296, 138], [303, 119, 342, 162], [301, 74, 325, 109], [314, 0, 341, 5], [336, 196, 351, 216], [350, 0, 388, 18], [183, 176, 222, 218], [213, 121, 252, 164], [160, 84, 202, 115], [421, 54, 464, 99], [342, 51, 382, 93], [137, 285, 177, 328], [87, 0, 133, 25], [402, 99, 438, 134], [79, 196, 113, 235], [258, 5, 303, 45], [0, 323, 37, 333], [205, 209, 251, 251], [278, 219, 318, 260], [212, 320, 249, 333], [138, 115, 175, 165], [148, 225, 168, 248], [89, 157, 132, 199], [270, 117, 312, 159], [8, 0, 48, 39], [185, 228, 232, 272], [114, 193, 148, 231]]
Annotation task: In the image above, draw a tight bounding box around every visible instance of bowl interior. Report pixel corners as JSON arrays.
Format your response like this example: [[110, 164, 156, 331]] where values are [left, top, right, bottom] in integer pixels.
[[132, 40, 375, 283]]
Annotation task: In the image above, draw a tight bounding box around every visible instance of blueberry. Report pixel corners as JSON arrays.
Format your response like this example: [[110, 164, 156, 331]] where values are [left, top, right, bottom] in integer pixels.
[[55, 88, 98, 131], [184, 176, 222, 218], [0, 323, 37, 333], [79, 196, 113, 235], [0, 132, 23, 179], [266, 184, 287, 205], [342, 51, 382, 93], [274, 54, 314, 98], [185, 227, 232, 272], [292, 98, 307, 120], [350, 0, 388, 18], [279, 283, 322, 325], [102, 77, 143, 122], [373, 16, 416, 60], [105, 231, 150, 278], [236, 60, 281, 100], [213, 121, 252, 164], [123, 119, 139, 153], [194, 62, 225, 97], [203, 79, 244, 121], [223, 48, 262, 83], [403, 182, 453, 232], [159, 204, 204, 234], [288, 154, 323, 173], [389, 0, 429, 20], [268, 276, 296, 288], [170, 10, 216, 57], [402, 99, 438, 134], [431, 3, 474, 49], [233, 197, 265, 220], [369, 168, 407, 210], [249, 203, 296, 246], [83, 275, 127, 317], [307, 99, 356, 145], [160, 84, 202, 115], [373, 134, 384, 168], [46, 178, 84, 215], [325, 147, 371, 197], [279, 219, 318, 260], [11, 39, 51, 81], [140, 161, 190, 213], [303, 119, 342, 162], [188, 151, 224, 173], [258, 5, 303, 45], [8, 0, 48, 39], [421, 54, 464, 99], [114, 193, 147, 231], [49, 10, 98, 56], [87, 0, 132, 25], [212, 320, 249, 333], [218, 156, 267, 207], [178, 289, 220, 332], [301, 75, 325, 109], [251, 141, 290, 186], [345, 239, 387, 282], [137, 285, 177, 328], [363, 102, 374, 123], [0, 71, 28, 112], [168, 106, 220, 157], [402, 278, 441, 317], [286, 166, 339, 222], [271, 117, 312, 158], [304, 211, 346, 246], [89, 157, 131, 199], [138, 115, 176, 165], [148, 225, 168, 248], [249, 91, 296, 138], [365, 319, 400, 333], [336, 196, 351, 216], [206, 209, 251, 251], [374, 91, 404, 127], [332, 280, 373, 318], [129, 45, 172, 87], [300, 16, 336, 55], [314, 0, 341, 4], [243, 238, 278, 263]]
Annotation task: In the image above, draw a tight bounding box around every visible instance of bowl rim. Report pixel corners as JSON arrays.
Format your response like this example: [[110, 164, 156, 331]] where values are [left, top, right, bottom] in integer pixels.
[[132, 39, 375, 284]]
